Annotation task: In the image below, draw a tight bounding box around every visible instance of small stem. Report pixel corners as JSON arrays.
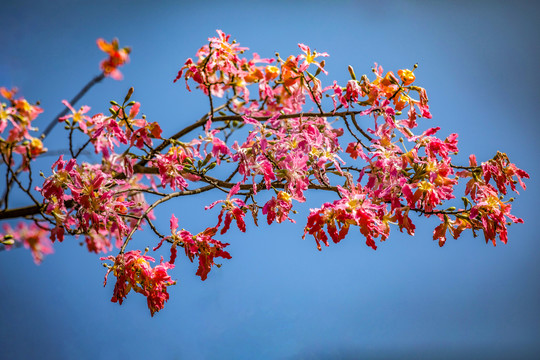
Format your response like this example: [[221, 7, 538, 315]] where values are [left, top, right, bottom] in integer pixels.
[[119, 185, 215, 254], [145, 215, 166, 238], [303, 73, 324, 114], [342, 115, 370, 151], [350, 113, 373, 142], [68, 126, 76, 158], [74, 138, 93, 158], [2, 149, 13, 210]]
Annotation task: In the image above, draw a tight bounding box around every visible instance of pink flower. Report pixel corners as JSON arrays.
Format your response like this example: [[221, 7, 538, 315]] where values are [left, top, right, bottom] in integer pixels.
[[198, 120, 231, 165], [165, 215, 231, 281], [59, 100, 91, 132], [40, 156, 136, 246], [205, 183, 248, 234], [262, 191, 295, 225], [469, 184, 523, 246], [130, 121, 162, 149], [174, 29, 271, 100], [1, 222, 53, 264], [481, 151, 529, 195], [152, 146, 193, 191], [346, 142, 367, 160], [101, 250, 176, 316], [297, 43, 329, 74], [187, 227, 232, 281], [92, 116, 128, 156], [82, 228, 113, 254], [401, 159, 457, 212], [324, 81, 347, 110], [303, 184, 389, 251]]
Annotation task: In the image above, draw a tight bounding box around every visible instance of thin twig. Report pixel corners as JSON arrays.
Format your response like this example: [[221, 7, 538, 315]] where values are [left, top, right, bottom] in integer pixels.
[[303, 73, 324, 114], [145, 215, 166, 238], [119, 185, 215, 254], [342, 115, 371, 151], [350, 113, 373, 142], [41, 73, 105, 139]]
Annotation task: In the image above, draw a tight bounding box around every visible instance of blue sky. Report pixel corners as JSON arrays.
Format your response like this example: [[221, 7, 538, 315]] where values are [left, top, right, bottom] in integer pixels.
[[1, 1, 539, 359]]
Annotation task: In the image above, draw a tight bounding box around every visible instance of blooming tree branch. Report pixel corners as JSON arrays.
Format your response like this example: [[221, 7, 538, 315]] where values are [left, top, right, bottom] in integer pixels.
[[0, 31, 529, 316]]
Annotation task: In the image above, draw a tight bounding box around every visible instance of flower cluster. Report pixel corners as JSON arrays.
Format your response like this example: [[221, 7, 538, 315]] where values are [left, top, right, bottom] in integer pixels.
[[39, 155, 149, 252], [158, 214, 231, 281], [174, 30, 271, 99], [303, 184, 390, 250], [0, 87, 46, 169], [175, 30, 332, 116], [101, 250, 175, 316], [434, 153, 530, 247], [151, 145, 195, 190], [1, 222, 53, 264], [176, 30, 527, 255], [60, 95, 162, 158], [232, 114, 343, 202]]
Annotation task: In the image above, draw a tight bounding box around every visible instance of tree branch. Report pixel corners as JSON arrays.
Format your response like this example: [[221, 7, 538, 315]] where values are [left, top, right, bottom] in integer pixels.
[[41, 73, 106, 139]]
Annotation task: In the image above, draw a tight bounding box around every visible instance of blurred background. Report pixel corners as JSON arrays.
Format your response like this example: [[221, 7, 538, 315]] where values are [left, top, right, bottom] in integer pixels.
[[1, 0, 539, 359]]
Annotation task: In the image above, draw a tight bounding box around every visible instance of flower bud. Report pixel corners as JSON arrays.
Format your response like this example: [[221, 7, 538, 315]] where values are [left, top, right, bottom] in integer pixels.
[[124, 87, 134, 103], [348, 65, 357, 80], [1, 238, 15, 246]]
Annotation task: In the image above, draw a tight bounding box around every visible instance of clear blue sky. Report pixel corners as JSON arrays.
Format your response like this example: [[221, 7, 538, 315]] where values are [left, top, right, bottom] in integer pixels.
[[1, 1, 539, 359]]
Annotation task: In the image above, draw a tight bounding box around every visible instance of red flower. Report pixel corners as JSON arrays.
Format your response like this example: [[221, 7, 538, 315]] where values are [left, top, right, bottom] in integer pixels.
[[303, 184, 389, 251], [101, 250, 176, 316], [205, 183, 248, 234], [164, 215, 232, 281]]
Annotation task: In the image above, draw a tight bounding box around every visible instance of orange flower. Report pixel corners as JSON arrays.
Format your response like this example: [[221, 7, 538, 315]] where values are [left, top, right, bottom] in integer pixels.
[[265, 65, 280, 81], [96, 38, 131, 80], [0, 87, 17, 100], [393, 94, 409, 111], [380, 71, 399, 87], [28, 137, 46, 158], [398, 69, 415, 86], [281, 56, 300, 87], [244, 67, 264, 83]]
